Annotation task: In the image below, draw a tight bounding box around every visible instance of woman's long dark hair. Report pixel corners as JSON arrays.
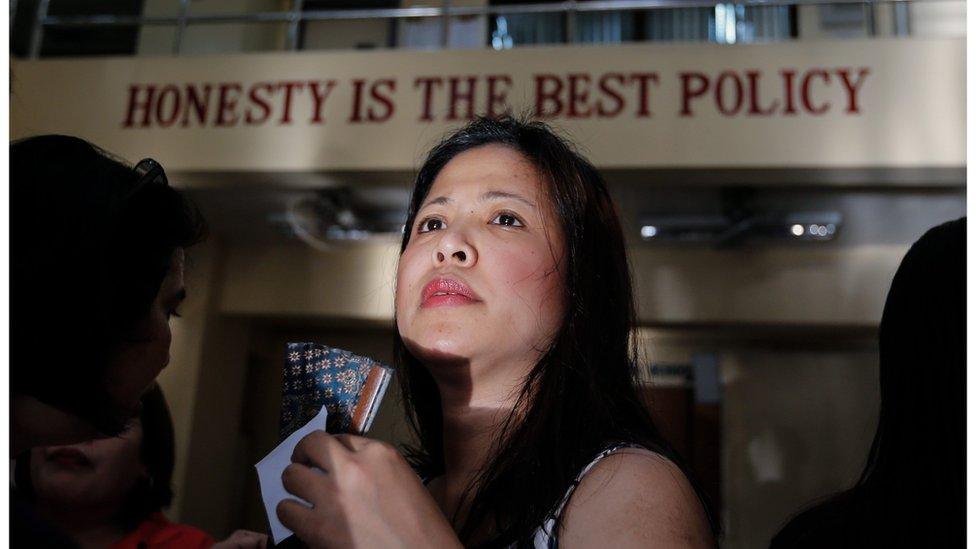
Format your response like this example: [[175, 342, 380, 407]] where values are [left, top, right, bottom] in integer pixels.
[[10, 135, 206, 435], [771, 218, 965, 548], [122, 383, 178, 529], [394, 116, 717, 547]]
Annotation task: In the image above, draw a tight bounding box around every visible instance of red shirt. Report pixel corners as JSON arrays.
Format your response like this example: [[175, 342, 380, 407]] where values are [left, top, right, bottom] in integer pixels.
[[111, 512, 214, 549]]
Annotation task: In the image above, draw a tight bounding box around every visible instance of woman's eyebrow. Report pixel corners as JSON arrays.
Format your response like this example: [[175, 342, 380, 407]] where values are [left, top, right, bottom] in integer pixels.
[[419, 195, 451, 211], [480, 190, 536, 209]]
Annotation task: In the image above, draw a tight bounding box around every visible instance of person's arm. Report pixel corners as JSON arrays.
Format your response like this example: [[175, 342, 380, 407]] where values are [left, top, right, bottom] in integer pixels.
[[558, 448, 715, 549], [276, 431, 462, 549], [211, 529, 267, 548]]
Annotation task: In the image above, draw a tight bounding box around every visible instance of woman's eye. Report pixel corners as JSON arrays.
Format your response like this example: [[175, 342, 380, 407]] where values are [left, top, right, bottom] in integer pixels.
[[491, 213, 524, 227], [417, 218, 445, 233]]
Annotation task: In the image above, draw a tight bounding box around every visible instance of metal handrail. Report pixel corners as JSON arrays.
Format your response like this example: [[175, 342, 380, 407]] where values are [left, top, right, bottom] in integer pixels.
[[27, 0, 942, 58], [38, 0, 920, 26], [173, 0, 189, 55]]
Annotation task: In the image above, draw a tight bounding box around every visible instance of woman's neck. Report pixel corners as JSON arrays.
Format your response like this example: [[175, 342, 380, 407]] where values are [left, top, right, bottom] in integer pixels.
[[424, 353, 537, 529], [38, 504, 129, 549], [67, 522, 129, 549], [432, 383, 521, 526], [442, 405, 506, 482]]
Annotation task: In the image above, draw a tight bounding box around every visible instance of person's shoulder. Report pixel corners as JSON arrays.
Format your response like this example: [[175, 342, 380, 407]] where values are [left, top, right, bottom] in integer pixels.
[[559, 447, 714, 549], [163, 522, 215, 548], [136, 513, 215, 549]]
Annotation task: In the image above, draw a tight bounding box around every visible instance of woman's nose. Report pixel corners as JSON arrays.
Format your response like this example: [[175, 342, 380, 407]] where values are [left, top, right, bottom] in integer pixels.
[[433, 230, 477, 267]]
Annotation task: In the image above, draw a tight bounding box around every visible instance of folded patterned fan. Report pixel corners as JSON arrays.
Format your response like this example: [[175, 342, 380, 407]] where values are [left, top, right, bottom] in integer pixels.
[[279, 343, 393, 440]]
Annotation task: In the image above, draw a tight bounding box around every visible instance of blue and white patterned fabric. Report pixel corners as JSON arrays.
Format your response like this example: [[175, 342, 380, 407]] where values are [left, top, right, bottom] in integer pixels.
[[279, 342, 384, 439]]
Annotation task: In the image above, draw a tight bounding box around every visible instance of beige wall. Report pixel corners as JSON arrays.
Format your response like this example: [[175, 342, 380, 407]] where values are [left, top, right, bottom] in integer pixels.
[[178, 313, 253, 535], [720, 348, 879, 548], [156, 238, 221, 522], [218, 240, 399, 321], [215, 239, 906, 326], [630, 245, 904, 325]]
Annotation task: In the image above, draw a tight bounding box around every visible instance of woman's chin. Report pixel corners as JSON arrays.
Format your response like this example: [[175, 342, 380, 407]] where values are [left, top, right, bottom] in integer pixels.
[[403, 336, 474, 366]]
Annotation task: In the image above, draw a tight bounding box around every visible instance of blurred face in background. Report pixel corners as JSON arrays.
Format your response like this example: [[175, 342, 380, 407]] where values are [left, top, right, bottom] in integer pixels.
[[30, 420, 146, 513], [103, 249, 186, 417], [396, 145, 566, 394]]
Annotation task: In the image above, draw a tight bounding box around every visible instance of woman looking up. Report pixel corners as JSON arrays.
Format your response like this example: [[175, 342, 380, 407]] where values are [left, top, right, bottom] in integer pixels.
[[278, 117, 717, 548]]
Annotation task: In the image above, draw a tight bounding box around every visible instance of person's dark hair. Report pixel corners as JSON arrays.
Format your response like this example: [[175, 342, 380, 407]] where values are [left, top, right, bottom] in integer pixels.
[[15, 383, 178, 529], [120, 383, 177, 528], [770, 218, 965, 548], [394, 116, 718, 547], [10, 135, 206, 435]]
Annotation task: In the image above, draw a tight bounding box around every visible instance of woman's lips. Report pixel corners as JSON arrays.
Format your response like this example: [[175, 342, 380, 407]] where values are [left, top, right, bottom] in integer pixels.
[[421, 277, 481, 308], [45, 448, 93, 469]]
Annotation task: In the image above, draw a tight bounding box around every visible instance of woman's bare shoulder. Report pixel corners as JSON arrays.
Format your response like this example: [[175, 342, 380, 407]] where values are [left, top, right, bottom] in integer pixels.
[[559, 448, 715, 549]]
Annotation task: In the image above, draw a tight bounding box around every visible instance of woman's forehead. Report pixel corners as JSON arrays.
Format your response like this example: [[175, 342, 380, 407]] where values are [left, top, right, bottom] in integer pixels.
[[430, 144, 543, 198]]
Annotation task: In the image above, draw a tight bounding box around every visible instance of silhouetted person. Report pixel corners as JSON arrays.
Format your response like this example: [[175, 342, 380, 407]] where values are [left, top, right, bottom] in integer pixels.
[[771, 218, 965, 548], [10, 136, 205, 547], [11, 135, 206, 452]]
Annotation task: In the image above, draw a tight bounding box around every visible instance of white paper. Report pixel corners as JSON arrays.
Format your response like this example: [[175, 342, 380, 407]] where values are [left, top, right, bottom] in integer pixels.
[[255, 406, 328, 545]]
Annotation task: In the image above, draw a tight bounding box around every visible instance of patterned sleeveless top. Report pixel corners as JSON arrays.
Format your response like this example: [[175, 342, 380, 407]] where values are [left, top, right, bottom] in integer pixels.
[[422, 442, 648, 548], [525, 442, 647, 549]]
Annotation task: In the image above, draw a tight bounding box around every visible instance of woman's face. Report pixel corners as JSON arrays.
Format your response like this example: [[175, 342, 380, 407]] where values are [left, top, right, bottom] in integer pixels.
[[396, 145, 566, 383], [104, 249, 186, 418], [30, 419, 146, 511]]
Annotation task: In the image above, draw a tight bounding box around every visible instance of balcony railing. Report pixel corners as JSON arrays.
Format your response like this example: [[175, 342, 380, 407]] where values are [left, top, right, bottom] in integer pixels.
[[11, 0, 943, 58]]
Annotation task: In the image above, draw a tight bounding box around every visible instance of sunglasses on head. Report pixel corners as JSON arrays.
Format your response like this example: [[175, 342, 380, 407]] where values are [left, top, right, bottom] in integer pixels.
[[122, 158, 170, 203]]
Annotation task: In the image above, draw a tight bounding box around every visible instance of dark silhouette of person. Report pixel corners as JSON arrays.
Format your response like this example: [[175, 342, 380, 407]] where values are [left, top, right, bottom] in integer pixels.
[[771, 217, 965, 548], [10, 135, 205, 547]]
